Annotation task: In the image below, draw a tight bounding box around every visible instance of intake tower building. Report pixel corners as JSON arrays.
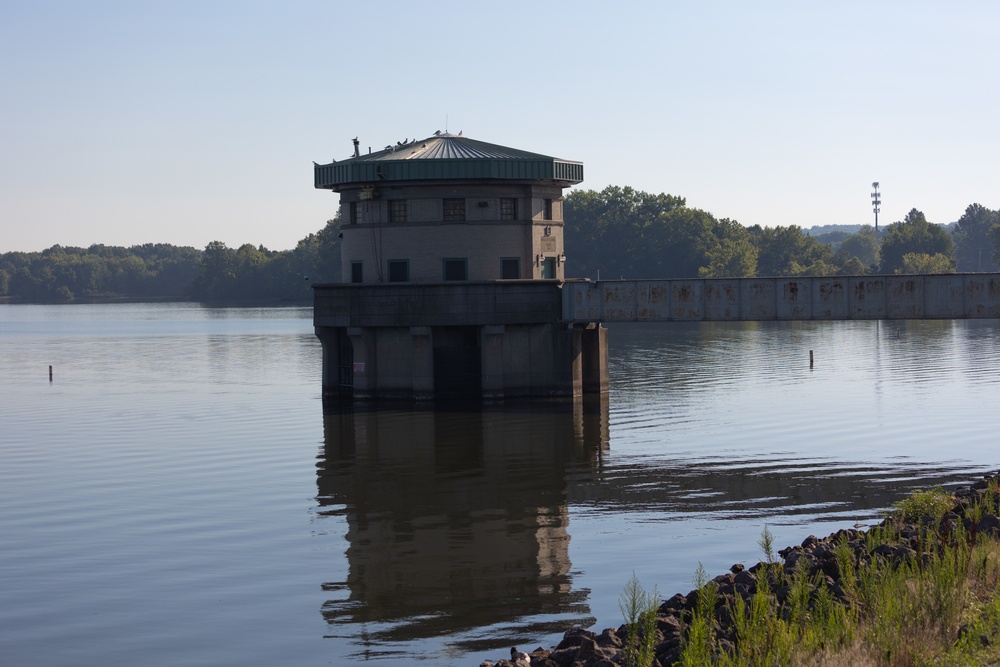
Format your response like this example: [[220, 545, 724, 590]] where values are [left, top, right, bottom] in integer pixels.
[[311, 132, 608, 401], [314, 132, 584, 283]]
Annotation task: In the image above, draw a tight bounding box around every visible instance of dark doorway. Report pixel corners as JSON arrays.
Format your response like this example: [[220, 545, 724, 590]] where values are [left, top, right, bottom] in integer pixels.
[[432, 327, 482, 401]]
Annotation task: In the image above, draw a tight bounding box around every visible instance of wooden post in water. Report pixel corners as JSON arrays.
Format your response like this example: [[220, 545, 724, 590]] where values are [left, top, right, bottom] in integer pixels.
[[49, 365, 53, 381], [809, 350, 814, 368]]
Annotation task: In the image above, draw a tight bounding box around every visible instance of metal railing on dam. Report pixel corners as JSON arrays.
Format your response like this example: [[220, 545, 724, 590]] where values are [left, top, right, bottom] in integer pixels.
[[561, 274, 1000, 323]]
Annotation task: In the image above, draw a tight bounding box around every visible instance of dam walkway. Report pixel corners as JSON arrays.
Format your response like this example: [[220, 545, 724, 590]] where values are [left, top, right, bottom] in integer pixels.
[[561, 274, 1000, 323]]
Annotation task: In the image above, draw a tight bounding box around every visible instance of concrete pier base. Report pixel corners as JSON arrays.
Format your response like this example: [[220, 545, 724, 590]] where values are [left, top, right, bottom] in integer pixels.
[[581, 324, 609, 394], [313, 281, 608, 403]]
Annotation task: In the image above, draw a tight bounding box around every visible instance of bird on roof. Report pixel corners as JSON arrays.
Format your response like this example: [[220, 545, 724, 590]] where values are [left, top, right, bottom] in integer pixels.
[[510, 647, 530, 665], [434, 130, 441, 136]]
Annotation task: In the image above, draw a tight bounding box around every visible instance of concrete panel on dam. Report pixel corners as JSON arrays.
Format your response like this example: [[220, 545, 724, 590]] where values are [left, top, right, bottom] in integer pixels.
[[966, 275, 1000, 318], [813, 279, 849, 319], [669, 281, 704, 320], [561, 274, 1000, 323], [704, 280, 741, 320], [849, 277, 886, 319], [740, 279, 776, 320]]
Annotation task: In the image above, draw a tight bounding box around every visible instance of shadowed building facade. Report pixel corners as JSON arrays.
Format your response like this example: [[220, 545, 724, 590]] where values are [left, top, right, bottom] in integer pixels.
[[312, 133, 609, 402], [314, 133, 583, 283]]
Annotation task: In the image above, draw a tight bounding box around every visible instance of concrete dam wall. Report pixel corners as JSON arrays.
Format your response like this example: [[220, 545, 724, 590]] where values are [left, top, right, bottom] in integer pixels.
[[562, 274, 1000, 323], [313, 274, 1000, 401]]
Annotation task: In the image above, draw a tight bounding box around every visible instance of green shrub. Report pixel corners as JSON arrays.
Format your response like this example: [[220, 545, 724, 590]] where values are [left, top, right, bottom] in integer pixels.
[[890, 486, 953, 523], [618, 572, 658, 667]]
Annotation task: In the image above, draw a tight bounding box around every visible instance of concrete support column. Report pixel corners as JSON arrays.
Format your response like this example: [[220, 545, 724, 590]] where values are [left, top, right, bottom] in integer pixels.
[[410, 327, 434, 401], [582, 325, 609, 394], [481, 325, 505, 400], [315, 326, 341, 399], [347, 327, 375, 400], [570, 326, 584, 398]]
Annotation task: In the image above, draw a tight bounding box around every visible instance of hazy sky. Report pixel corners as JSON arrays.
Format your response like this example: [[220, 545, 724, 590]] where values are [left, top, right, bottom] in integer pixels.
[[2, 1, 998, 252]]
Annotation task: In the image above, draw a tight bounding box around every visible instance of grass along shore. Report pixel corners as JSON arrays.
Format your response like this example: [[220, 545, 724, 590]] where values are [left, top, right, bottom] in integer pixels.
[[486, 474, 1000, 667]]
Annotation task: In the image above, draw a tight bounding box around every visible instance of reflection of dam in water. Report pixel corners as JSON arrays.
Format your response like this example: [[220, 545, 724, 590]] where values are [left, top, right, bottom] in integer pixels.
[[315, 399, 608, 651], [314, 388, 993, 658]]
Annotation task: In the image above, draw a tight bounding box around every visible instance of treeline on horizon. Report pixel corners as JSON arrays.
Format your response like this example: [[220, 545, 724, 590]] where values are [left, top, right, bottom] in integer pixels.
[[0, 222, 342, 304], [2, 186, 1000, 304], [565, 187, 1000, 280]]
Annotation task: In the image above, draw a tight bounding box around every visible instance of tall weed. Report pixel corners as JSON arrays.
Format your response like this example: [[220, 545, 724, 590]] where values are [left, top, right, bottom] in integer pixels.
[[618, 572, 658, 667]]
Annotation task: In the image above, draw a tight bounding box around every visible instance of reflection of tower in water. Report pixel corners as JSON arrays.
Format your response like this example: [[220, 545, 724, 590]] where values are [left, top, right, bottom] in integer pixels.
[[316, 399, 608, 648]]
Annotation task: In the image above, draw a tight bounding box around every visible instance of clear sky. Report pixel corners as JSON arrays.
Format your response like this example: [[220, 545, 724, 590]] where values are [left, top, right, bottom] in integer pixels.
[[2, 1, 998, 253]]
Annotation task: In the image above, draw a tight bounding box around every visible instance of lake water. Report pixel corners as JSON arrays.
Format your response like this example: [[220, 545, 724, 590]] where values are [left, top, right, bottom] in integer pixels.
[[1, 304, 998, 666]]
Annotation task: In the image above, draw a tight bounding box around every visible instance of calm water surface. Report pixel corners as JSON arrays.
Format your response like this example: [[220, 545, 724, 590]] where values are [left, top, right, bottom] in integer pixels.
[[1, 304, 998, 666]]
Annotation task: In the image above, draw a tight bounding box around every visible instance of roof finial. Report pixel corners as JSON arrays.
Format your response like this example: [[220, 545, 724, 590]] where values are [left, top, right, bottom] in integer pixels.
[[352, 137, 359, 158]]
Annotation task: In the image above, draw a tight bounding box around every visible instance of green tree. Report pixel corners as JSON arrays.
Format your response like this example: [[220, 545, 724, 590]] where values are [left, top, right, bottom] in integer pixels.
[[293, 216, 342, 284], [879, 208, 953, 274], [789, 258, 840, 276], [188, 237, 329, 303], [106, 255, 152, 295], [74, 254, 109, 296], [642, 207, 718, 279], [837, 256, 867, 275], [314, 216, 343, 281], [189, 241, 237, 300], [128, 244, 201, 296], [987, 223, 1000, 267], [901, 253, 955, 274], [1, 243, 201, 301], [699, 218, 757, 278], [749, 225, 834, 276], [232, 243, 273, 297], [10, 264, 59, 301], [952, 203, 1000, 272], [834, 226, 879, 271], [564, 186, 686, 279]]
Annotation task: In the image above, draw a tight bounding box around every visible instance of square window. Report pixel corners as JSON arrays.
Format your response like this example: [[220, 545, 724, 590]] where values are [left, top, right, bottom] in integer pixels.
[[443, 258, 468, 281], [389, 200, 407, 223], [350, 261, 363, 283], [499, 198, 517, 220], [387, 260, 409, 283], [443, 198, 465, 221], [500, 257, 520, 279]]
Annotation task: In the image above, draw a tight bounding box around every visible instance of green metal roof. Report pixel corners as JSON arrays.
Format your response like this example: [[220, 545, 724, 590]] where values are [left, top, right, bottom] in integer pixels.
[[314, 133, 583, 189]]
